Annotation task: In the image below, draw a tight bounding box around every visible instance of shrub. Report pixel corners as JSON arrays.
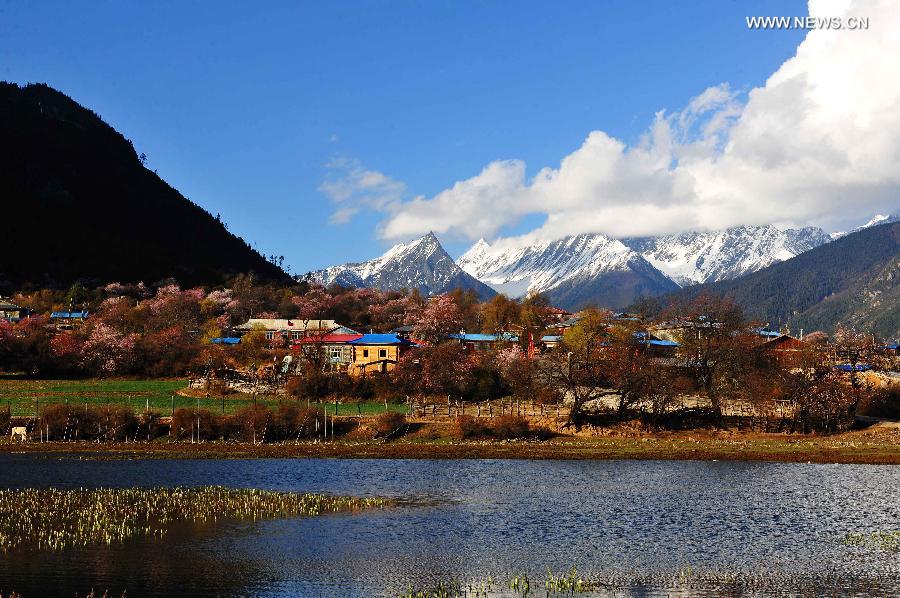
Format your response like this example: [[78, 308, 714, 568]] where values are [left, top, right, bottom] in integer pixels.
[[0, 408, 9, 433], [373, 411, 406, 438], [137, 410, 164, 441], [171, 408, 220, 441], [492, 415, 530, 439], [40, 403, 72, 440], [285, 376, 303, 398], [71, 406, 102, 440], [858, 386, 900, 419], [96, 406, 139, 441], [230, 405, 272, 443], [454, 415, 491, 440], [272, 403, 323, 440]]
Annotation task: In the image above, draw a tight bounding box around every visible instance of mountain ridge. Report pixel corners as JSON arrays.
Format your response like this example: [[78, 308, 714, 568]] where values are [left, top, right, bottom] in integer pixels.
[[666, 221, 900, 338]]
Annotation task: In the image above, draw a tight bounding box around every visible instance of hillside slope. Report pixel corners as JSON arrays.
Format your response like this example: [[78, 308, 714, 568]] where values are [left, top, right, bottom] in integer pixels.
[[0, 82, 288, 290], [668, 222, 900, 338]]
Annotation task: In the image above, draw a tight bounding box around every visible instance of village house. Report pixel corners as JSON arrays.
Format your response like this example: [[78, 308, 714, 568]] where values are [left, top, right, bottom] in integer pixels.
[[756, 334, 812, 368], [50, 310, 89, 330], [0, 298, 25, 322], [632, 331, 680, 357], [347, 333, 414, 376], [545, 306, 574, 323], [293, 332, 363, 372], [235, 318, 358, 344], [539, 334, 562, 351], [389, 324, 416, 340], [449, 332, 519, 354]]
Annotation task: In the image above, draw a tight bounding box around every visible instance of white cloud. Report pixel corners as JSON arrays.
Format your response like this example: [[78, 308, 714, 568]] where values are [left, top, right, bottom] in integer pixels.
[[376, 0, 900, 244], [318, 157, 406, 225]]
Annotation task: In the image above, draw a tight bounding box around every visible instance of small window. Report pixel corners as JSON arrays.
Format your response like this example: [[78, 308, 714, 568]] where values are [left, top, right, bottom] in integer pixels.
[[379, 349, 387, 358], [363, 349, 369, 358], [265, 332, 274, 340], [292, 331, 301, 340]]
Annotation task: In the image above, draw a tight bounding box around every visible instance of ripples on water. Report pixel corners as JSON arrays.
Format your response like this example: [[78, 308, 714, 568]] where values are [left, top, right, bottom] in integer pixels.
[[0, 455, 897, 597]]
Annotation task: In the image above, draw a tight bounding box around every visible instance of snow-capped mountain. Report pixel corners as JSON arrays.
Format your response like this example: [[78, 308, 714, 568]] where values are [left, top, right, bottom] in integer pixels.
[[830, 213, 899, 240], [308, 232, 496, 299], [621, 225, 832, 286], [457, 234, 679, 309], [457, 225, 833, 307]]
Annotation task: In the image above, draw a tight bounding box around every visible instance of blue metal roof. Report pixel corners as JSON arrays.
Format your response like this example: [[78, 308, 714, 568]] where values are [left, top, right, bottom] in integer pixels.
[[541, 335, 562, 342], [834, 364, 872, 372], [449, 333, 497, 342], [754, 328, 781, 338], [449, 333, 519, 342], [633, 332, 679, 347], [51, 311, 89, 319], [211, 337, 241, 345], [348, 333, 411, 345], [648, 339, 679, 347]]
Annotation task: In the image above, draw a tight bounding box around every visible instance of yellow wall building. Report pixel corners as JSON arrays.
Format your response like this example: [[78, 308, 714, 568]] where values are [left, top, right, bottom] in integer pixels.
[[347, 334, 414, 376]]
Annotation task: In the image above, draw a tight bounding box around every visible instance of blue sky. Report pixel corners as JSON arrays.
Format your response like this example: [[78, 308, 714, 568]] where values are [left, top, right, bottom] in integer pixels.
[[2, 1, 815, 272]]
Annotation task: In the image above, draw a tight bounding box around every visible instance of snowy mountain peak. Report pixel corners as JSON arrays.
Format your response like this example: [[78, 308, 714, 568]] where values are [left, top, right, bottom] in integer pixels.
[[309, 233, 495, 299], [457, 224, 834, 308], [457, 232, 677, 308], [621, 225, 831, 286], [831, 213, 899, 240], [865, 214, 892, 227]]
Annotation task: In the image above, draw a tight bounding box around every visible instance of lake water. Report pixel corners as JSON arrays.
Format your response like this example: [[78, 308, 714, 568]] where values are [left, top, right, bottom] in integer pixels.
[[0, 455, 898, 596]]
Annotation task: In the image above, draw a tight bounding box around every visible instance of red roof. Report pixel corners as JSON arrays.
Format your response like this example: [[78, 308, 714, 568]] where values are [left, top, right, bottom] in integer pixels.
[[293, 334, 363, 345]]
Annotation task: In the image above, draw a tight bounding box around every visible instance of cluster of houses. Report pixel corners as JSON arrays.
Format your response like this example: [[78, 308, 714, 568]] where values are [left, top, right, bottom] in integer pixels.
[[210, 311, 689, 378], [0, 297, 89, 330], [0, 298, 25, 322], [210, 309, 900, 380], [3, 292, 896, 378]]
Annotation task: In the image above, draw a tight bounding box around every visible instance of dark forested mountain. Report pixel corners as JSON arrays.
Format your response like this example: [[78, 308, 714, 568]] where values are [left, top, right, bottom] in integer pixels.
[[667, 221, 900, 338], [0, 82, 289, 291]]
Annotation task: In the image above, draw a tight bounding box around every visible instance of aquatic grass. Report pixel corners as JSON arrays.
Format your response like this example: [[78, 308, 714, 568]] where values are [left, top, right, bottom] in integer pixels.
[[396, 565, 896, 596], [842, 530, 900, 552], [0, 486, 388, 552]]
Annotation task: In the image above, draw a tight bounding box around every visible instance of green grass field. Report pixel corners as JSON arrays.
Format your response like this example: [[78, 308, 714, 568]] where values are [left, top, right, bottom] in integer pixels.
[[0, 378, 405, 417]]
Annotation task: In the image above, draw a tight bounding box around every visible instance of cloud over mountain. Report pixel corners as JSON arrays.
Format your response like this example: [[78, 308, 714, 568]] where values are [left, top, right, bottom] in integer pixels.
[[375, 0, 900, 246]]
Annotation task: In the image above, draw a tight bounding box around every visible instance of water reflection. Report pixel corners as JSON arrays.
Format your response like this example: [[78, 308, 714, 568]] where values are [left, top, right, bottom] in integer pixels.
[[0, 455, 898, 596]]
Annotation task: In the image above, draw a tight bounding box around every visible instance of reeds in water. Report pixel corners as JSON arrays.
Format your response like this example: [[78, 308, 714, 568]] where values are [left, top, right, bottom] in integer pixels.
[[842, 530, 900, 552], [0, 486, 388, 552]]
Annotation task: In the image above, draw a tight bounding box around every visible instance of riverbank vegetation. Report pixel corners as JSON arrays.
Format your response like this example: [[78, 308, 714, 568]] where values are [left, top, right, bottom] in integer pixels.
[[2, 422, 899, 464], [0, 486, 387, 552]]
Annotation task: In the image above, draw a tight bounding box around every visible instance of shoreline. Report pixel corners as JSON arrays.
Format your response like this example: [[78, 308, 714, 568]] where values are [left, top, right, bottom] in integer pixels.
[[3, 428, 900, 464]]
